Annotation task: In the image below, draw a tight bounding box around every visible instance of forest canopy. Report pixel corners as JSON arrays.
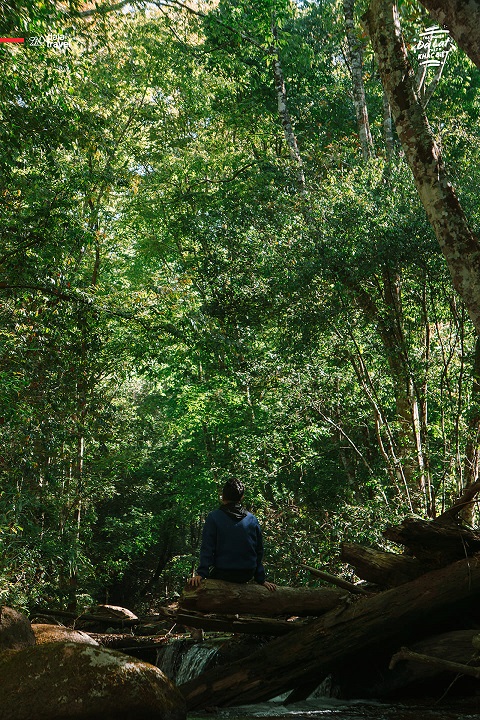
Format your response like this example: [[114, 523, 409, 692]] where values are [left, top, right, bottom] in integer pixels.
[[1, 0, 480, 612]]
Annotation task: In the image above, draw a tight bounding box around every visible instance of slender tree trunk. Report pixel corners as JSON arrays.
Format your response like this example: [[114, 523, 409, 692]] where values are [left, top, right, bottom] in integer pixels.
[[349, 278, 430, 512], [342, 321, 413, 509], [343, 0, 374, 160], [365, 0, 480, 336], [382, 90, 395, 160], [271, 26, 306, 193], [462, 335, 480, 523], [67, 311, 87, 612], [382, 269, 430, 511]]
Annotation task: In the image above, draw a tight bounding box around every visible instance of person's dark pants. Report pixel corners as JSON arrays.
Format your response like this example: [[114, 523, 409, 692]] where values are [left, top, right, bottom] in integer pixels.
[[208, 568, 254, 583]]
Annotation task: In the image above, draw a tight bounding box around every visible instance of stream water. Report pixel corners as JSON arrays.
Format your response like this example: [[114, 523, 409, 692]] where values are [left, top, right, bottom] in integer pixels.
[[190, 697, 480, 720], [157, 639, 480, 720]]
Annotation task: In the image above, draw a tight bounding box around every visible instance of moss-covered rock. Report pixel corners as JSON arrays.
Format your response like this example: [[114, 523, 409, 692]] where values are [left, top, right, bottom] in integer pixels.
[[32, 624, 99, 646], [0, 642, 186, 720], [0, 607, 35, 653]]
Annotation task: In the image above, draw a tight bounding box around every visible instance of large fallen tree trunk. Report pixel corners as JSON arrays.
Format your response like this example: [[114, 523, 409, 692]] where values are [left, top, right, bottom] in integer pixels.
[[340, 542, 433, 587], [383, 518, 480, 563], [179, 579, 346, 617], [179, 553, 480, 709]]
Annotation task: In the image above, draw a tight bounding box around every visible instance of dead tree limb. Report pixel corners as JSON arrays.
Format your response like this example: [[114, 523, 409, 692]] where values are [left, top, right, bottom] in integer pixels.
[[300, 564, 372, 595], [390, 647, 480, 679]]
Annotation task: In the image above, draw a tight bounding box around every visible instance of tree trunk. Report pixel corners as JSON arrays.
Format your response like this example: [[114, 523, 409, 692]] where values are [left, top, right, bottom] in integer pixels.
[[271, 26, 306, 193], [179, 579, 345, 617], [365, 0, 480, 335], [417, 0, 480, 70], [180, 553, 480, 709], [382, 89, 395, 159], [382, 517, 480, 563], [350, 276, 430, 512], [343, 0, 374, 160], [461, 335, 480, 524], [340, 542, 433, 586], [389, 645, 480, 680]]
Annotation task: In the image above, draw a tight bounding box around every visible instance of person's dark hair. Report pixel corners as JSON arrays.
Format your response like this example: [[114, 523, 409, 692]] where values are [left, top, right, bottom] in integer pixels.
[[222, 478, 245, 502]]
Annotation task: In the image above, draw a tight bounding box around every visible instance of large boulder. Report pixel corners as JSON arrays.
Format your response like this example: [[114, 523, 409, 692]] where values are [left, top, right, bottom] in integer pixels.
[[32, 624, 99, 646], [0, 642, 186, 720], [0, 607, 35, 652]]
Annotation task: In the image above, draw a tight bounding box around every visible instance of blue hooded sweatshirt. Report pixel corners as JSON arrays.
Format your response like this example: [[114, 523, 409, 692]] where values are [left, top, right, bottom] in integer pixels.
[[196, 504, 266, 584]]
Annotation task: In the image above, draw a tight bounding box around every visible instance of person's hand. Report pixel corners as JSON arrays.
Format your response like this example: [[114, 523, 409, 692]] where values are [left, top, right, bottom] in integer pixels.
[[262, 581, 277, 592], [187, 575, 204, 588]]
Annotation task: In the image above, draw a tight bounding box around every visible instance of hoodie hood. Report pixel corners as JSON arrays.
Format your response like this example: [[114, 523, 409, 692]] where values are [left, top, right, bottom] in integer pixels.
[[219, 502, 248, 521]]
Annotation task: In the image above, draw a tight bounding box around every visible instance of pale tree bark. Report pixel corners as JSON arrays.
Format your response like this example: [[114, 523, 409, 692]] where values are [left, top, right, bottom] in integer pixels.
[[417, 0, 480, 70], [382, 89, 395, 160], [365, 0, 480, 336], [381, 269, 430, 511], [343, 0, 374, 160], [271, 25, 306, 193]]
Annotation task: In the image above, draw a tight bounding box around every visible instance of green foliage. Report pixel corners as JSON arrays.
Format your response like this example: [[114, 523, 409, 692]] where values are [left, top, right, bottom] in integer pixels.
[[1, 0, 479, 610]]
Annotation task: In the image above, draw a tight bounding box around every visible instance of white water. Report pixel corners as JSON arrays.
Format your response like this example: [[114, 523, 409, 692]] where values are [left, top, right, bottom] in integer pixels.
[[197, 697, 480, 720], [176, 644, 220, 684]]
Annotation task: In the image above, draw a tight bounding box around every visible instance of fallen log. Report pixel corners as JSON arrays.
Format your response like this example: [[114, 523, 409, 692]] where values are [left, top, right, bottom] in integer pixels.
[[179, 579, 346, 617], [175, 610, 304, 636], [389, 647, 480, 680], [179, 553, 480, 709], [32, 607, 176, 630], [340, 542, 433, 587], [383, 518, 480, 563], [436, 478, 480, 523], [300, 564, 372, 595]]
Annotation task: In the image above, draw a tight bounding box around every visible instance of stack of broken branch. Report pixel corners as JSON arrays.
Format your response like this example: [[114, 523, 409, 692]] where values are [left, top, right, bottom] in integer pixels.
[[177, 481, 480, 709]]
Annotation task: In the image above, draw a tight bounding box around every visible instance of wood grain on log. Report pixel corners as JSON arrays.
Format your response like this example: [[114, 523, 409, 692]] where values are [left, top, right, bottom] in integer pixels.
[[179, 579, 346, 617], [383, 518, 480, 563], [341, 542, 432, 587], [180, 553, 480, 709]]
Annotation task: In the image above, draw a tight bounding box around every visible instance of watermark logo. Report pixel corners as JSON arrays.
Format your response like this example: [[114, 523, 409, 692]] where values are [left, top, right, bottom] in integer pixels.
[[414, 26, 453, 68], [0, 34, 73, 51], [28, 34, 71, 50]]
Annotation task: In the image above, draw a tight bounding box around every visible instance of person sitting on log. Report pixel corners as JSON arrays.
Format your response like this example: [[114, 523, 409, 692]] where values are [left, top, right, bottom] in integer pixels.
[[187, 478, 277, 591]]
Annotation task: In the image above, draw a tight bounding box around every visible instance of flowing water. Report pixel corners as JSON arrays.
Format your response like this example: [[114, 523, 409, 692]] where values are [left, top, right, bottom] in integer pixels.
[[191, 697, 480, 720], [157, 638, 480, 720], [176, 645, 221, 684]]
